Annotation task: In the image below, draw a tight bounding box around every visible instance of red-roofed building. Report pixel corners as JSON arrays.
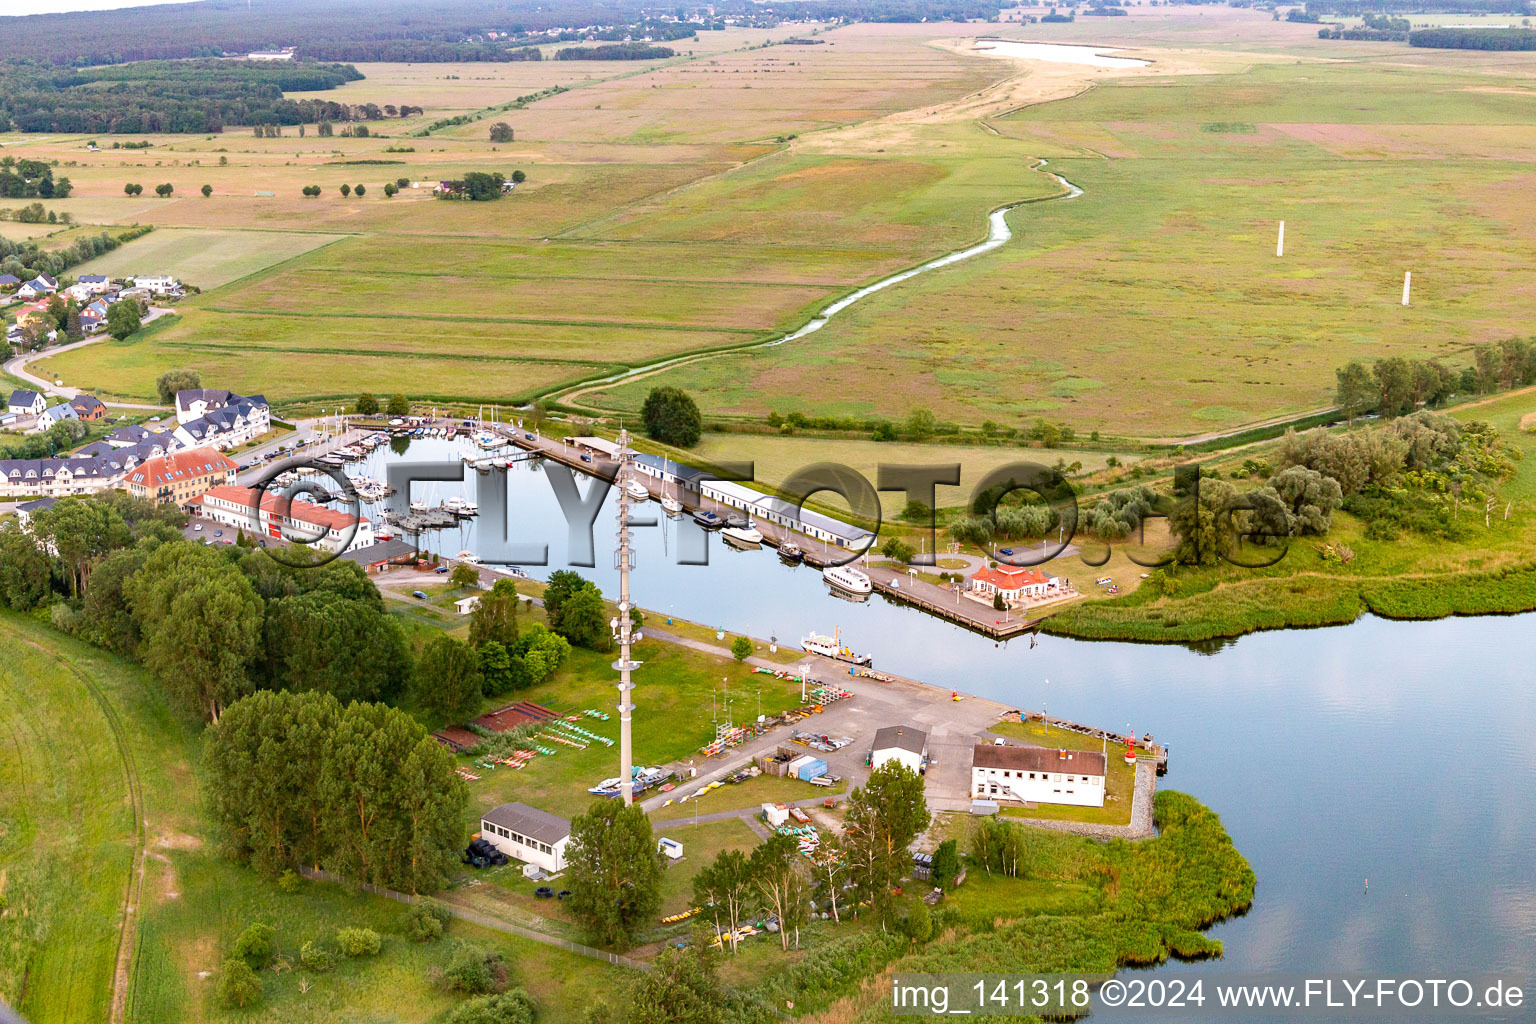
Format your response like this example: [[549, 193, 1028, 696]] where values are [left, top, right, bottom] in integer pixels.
[[124, 447, 236, 507], [969, 564, 1066, 606], [198, 484, 374, 553]]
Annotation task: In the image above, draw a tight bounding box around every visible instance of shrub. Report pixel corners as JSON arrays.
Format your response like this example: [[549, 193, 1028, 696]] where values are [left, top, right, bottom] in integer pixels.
[[904, 901, 933, 942], [337, 926, 382, 957], [435, 942, 509, 994], [443, 990, 537, 1024], [277, 869, 302, 894], [405, 899, 452, 942], [217, 956, 262, 1007], [232, 922, 275, 969], [299, 940, 337, 972], [730, 635, 752, 661]]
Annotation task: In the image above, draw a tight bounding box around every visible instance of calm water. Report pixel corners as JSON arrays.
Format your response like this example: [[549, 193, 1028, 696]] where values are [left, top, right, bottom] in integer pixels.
[[346, 441, 1536, 1007]]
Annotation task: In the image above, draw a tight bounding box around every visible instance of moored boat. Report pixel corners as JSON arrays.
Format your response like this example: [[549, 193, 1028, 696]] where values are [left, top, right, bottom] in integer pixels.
[[661, 495, 684, 515], [800, 626, 872, 666], [778, 541, 803, 562], [822, 564, 872, 595], [624, 479, 649, 501], [692, 510, 723, 528], [721, 524, 763, 546]]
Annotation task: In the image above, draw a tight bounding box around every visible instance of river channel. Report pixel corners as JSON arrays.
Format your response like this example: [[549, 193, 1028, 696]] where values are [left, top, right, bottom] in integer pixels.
[[344, 439, 1534, 1016]]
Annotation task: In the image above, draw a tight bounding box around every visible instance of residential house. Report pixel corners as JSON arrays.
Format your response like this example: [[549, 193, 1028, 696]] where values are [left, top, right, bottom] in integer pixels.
[[8, 390, 45, 417], [971, 744, 1106, 809], [63, 283, 95, 304], [76, 275, 112, 295], [125, 448, 237, 507], [0, 273, 21, 292], [37, 403, 79, 430], [16, 274, 57, 299], [479, 802, 570, 874], [871, 725, 928, 774], [968, 565, 1067, 607], [198, 484, 373, 553], [14, 496, 57, 528], [132, 275, 180, 297], [0, 455, 132, 499], [172, 395, 270, 450], [69, 394, 107, 421], [79, 303, 106, 334]]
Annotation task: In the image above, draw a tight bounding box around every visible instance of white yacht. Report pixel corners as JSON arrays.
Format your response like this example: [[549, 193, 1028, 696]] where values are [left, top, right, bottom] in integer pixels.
[[456, 550, 481, 565], [822, 565, 872, 595], [721, 523, 763, 546], [800, 626, 872, 666], [661, 495, 684, 515], [625, 479, 650, 501]]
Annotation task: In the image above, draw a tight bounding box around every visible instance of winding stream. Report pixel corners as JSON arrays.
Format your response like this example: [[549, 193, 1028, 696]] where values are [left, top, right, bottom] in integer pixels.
[[558, 162, 1083, 401]]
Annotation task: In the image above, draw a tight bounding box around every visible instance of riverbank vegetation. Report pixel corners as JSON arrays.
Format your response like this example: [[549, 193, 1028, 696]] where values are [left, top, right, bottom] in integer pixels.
[[1048, 388, 1536, 641]]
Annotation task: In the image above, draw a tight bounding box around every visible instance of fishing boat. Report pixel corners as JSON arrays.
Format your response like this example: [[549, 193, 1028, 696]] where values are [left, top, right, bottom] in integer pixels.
[[624, 479, 649, 501], [778, 541, 803, 563], [692, 510, 723, 528], [800, 627, 872, 666], [661, 494, 684, 515], [721, 524, 763, 546], [822, 565, 872, 595]]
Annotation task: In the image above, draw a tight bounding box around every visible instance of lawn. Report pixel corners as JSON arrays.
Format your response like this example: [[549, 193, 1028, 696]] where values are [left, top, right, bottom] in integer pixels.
[[653, 818, 764, 916], [454, 639, 809, 824], [68, 227, 345, 290], [0, 612, 622, 1024]]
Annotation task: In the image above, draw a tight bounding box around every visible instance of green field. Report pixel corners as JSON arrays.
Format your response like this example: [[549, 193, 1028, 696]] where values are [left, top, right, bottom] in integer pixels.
[[69, 228, 345, 290], [585, 57, 1536, 439]]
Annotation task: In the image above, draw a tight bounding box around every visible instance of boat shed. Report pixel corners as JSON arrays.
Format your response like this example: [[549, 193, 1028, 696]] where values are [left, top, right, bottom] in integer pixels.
[[871, 725, 928, 774], [698, 480, 874, 551], [480, 802, 571, 874], [562, 436, 621, 459]]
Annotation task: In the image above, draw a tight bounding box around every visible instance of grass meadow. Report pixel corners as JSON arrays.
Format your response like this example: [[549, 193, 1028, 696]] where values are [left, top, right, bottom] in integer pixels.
[[593, 57, 1536, 439]]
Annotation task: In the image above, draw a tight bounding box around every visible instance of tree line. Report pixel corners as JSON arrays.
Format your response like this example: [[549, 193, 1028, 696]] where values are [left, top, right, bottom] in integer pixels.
[[0, 59, 365, 134], [0, 224, 153, 298], [554, 43, 678, 60], [0, 156, 71, 199], [1333, 340, 1536, 423], [1409, 26, 1536, 48]]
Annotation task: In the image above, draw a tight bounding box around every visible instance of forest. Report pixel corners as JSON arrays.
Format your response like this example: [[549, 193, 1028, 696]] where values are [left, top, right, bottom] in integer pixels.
[[0, 59, 367, 134], [0, 0, 999, 67]]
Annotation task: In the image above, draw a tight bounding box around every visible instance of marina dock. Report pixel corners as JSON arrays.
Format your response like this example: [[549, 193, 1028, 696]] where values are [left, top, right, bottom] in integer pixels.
[[488, 429, 1046, 640]]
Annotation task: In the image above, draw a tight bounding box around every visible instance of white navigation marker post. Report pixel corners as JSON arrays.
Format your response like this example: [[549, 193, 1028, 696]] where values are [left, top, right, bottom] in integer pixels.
[[1277, 220, 1285, 258], [1402, 271, 1412, 307]]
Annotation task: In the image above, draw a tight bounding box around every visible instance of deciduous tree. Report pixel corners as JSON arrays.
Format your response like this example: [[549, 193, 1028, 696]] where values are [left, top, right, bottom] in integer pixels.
[[640, 386, 702, 448], [414, 634, 483, 725], [566, 800, 663, 947]]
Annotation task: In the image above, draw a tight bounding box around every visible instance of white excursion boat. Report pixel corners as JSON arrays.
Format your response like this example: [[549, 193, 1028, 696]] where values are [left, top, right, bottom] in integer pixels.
[[721, 524, 763, 546], [625, 479, 650, 501], [456, 549, 482, 564], [409, 499, 429, 513], [822, 565, 872, 595], [801, 626, 872, 666], [661, 495, 684, 515]]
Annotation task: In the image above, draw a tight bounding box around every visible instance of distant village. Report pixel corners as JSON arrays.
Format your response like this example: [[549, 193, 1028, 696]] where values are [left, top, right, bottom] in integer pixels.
[[2, 269, 183, 350]]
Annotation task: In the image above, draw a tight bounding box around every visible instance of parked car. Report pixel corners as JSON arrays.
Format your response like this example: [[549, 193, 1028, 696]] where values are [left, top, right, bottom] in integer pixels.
[[412, 590, 428, 600], [193, 524, 202, 532], [524, 432, 536, 440], [580, 453, 592, 463], [434, 565, 449, 574], [214, 530, 223, 537]]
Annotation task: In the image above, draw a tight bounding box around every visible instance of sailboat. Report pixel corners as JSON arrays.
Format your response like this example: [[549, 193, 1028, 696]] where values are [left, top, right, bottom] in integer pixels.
[[660, 456, 683, 514]]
